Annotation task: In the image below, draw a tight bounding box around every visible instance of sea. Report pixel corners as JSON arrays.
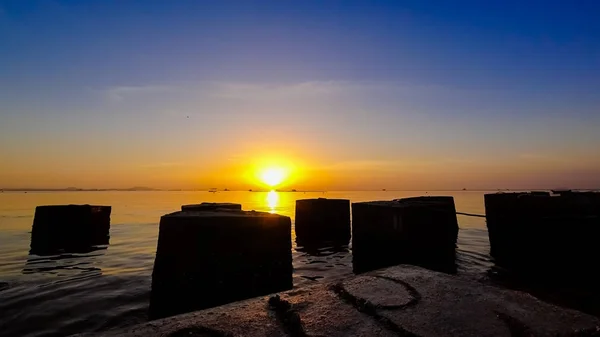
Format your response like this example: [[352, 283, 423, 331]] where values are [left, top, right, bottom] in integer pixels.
[[0, 190, 492, 337]]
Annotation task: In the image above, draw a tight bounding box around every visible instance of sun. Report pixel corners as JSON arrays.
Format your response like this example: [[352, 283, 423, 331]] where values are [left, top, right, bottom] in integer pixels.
[[259, 167, 287, 187], [249, 157, 297, 189]]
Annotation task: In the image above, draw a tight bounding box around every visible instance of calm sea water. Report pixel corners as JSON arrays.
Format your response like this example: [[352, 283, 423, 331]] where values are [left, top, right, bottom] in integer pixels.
[[0, 191, 491, 337]]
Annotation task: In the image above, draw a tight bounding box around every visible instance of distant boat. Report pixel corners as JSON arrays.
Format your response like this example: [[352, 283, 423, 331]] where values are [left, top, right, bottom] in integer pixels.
[[291, 189, 297, 192], [462, 188, 467, 191], [382, 189, 386, 191], [224, 188, 230, 191], [209, 188, 217, 193]]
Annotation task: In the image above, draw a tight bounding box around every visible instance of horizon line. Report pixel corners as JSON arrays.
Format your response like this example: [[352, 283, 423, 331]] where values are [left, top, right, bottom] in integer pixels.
[[2, 187, 598, 192]]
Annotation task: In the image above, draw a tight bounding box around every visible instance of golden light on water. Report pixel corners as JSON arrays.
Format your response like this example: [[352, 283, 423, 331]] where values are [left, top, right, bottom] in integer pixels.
[[266, 190, 279, 212]]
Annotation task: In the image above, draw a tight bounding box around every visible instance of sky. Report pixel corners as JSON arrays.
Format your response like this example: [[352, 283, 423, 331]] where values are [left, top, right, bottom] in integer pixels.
[[1, 0, 599, 190]]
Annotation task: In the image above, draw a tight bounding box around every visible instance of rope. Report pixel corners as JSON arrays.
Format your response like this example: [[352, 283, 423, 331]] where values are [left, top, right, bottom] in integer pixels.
[[389, 201, 487, 218], [456, 211, 486, 218]]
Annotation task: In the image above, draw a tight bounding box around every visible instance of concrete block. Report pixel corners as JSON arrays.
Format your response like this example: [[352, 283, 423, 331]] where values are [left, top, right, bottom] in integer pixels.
[[181, 202, 242, 212], [485, 191, 600, 279], [352, 196, 458, 273], [30, 205, 111, 255], [295, 198, 350, 247], [149, 209, 293, 319]]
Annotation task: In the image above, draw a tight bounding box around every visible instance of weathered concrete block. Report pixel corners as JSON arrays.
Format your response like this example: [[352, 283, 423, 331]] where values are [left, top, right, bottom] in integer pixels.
[[485, 191, 600, 279], [90, 265, 600, 337], [295, 198, 350, 247], [181, 202, 242, 212], [30, 205, 111, 255], [352, 196, 458, 273], [149, 209, 293, 319]]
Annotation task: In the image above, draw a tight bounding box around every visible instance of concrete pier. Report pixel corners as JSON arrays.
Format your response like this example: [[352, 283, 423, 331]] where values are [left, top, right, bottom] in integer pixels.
[[149, 209, 293, 319], [295, 198, 350, 247], [88, 265, 600, 337], [352, 196, 458, 273], [181, 202, 242, 211], [485, 191, 600, 279], [30, 205, 111, 255]]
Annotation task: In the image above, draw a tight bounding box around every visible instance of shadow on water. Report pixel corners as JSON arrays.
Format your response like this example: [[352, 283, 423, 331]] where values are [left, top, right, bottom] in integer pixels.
[[352, 248, 458, 275], [486, 261, 600, 318], [293, 228, 353, 281], [29, 237, 109, 256], [295, 240, 350, 257], [25, 228, 109, 276], [295, 241, 351, 282], [0, 274, 150, 337], [23, 249, 107, 276]]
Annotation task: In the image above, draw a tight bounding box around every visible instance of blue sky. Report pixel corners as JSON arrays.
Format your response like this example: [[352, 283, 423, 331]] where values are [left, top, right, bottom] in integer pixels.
[[1, 0, 599, 189]]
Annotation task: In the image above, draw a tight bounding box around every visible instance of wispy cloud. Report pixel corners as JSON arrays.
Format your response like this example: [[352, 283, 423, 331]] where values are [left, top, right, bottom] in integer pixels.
[[206, 81, 356, 100], [102, 80, 504, 112], [104, 81, 357, 102], [321, 159, 442, 172], [140, 162, 184, 169], [106, 85, 179, 102]]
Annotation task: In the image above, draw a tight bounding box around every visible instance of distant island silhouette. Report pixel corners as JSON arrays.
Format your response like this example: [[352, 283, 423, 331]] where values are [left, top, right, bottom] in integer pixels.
[[1, 187, 160, 192]]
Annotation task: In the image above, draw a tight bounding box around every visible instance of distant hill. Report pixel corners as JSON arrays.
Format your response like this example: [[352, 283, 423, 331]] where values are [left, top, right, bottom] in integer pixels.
[[1, 186, 160, 192], [122, 186, 158, 191]]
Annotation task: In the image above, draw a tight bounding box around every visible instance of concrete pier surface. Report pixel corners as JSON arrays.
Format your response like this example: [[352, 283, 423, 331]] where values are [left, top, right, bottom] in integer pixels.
[[86, 265, 599, 337]]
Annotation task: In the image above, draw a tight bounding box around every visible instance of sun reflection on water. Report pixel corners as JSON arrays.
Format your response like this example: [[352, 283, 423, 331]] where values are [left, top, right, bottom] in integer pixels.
[[266, 190, 279, 213]]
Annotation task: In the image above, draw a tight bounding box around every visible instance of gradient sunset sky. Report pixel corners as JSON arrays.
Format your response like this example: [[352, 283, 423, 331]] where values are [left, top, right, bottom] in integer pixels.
[[1, 0, 599, 190]]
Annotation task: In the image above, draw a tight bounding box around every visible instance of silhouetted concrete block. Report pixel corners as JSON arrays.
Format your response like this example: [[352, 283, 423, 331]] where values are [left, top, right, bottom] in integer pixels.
[[485, 191, 600, 280], [150, 209, 293, 319], [30, 205, 111, 255], [181, 202, 242, 211], [352, 196, 458, 273], [295, 198, 350, 247]]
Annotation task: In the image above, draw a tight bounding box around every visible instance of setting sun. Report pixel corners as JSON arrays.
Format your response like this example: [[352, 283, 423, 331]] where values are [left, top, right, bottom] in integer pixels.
[[259, 167, 287, 187], [245, 156, 300, 190]]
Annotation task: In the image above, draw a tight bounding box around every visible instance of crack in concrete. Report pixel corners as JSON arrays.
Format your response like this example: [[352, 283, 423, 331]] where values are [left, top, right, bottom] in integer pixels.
[[330, 283, 423, 337], [569, 326, 600, 336], [496, 311, 600, 337], [268, 295, 309, 337], [372, 276, 422, 310], [166, 325, 233, 337], [495, 311, 534, 337]]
